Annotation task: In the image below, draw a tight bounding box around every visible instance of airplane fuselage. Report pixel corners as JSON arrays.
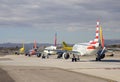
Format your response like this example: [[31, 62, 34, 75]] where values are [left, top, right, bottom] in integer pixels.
[[72, 43, 100, 56], [43, 46, 57, 55]]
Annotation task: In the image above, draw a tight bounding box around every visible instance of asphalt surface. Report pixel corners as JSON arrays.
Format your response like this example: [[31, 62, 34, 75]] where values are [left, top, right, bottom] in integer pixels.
[[0, 66, 109, 82], [0, 54, 119, 82], [0, 68, 14, 82]]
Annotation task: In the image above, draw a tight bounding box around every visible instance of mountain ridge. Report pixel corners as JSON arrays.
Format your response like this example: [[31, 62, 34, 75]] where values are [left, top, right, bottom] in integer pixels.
[[0, 39, 120, 48]]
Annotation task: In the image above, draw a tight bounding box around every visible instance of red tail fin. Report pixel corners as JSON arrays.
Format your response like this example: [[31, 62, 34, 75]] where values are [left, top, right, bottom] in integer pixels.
[[54, 33, 57, 46], [90, 20, 100, 44], [34, 40, 37, 49]]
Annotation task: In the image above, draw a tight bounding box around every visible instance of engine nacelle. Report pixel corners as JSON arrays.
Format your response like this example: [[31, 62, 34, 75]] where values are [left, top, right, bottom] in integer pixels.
[[62, 52, 70, 59], [100, 54, 105, 59], [96, 47, 106, 61]]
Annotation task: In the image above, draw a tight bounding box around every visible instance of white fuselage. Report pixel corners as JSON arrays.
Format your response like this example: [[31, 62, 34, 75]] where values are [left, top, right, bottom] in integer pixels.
[[43, 46, 57, 55], [72, 42, 100, 56], [44, 50, 56, 55]]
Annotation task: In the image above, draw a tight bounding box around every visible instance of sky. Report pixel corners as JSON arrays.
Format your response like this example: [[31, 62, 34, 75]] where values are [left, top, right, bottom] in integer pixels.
[[0, 0, 120, 44]]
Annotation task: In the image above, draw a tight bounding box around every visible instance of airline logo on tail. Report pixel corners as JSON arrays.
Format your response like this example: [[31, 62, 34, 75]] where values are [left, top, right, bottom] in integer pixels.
[[88, 20, 105, 50], [90, 20, 100, 45], [89, 20, 104, 49]]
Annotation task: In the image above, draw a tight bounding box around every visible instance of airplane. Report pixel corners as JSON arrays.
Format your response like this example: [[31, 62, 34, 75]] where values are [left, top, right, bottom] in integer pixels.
[[43, 46, 57, 55], [25, 40, 41, 57], [61, 20, 106, 62], [15, 43, 25, 55], [43, 34, 73, 58], [42, 33, 57, 58]]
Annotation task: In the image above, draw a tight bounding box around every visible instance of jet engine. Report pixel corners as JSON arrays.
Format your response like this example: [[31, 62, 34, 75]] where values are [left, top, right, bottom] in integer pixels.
[[62, 52, 70, 59], [96, 47, 106, 61]]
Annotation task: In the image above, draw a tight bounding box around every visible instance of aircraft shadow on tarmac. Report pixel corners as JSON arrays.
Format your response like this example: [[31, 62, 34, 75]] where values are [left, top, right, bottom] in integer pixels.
[[74, 59, 120, 62], [90, 59, 120, 62]]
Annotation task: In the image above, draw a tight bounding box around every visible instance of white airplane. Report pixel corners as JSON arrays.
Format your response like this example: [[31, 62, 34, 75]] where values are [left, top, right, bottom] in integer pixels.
[[43, 46, 57, 55], [62, 21, 106, 62], [42, 33, 57, 58]]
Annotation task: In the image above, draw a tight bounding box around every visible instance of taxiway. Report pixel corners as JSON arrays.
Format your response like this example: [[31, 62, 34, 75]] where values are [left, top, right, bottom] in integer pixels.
[[0, 54, 120, 82]]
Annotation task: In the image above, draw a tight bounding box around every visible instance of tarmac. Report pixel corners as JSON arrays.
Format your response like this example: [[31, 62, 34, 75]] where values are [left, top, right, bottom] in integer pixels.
[[0, 53, 120, 82]]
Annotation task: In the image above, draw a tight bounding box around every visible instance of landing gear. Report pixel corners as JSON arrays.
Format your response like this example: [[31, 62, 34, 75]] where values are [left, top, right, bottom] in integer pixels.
[[37, 53, 41, 57], [96, 57, 101, 61], [28, 54, 31, 57], [42, 54, 46, 59], [25, 53, 28, 56], [15, 51, 19, 55], [46, 54, 49, 58], [57, 54, 62, 58], [57, 52, 63, 58], [72, 54, 80, 62], [41, 54, 49, 59], [72, 58, 77, 62]]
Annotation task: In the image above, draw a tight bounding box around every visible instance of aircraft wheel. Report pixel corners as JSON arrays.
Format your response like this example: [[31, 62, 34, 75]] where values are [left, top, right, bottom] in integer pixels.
[[57, 54, 62, 58], [77, 58, 80, 61], [72, 58, 77, 62], [28, 54, 31, 57], [47, 54, 49, 58], [63, 53, 70, 59], [42, 55, 46, 59], [96, 58, 98, 61], [75, 58, 77, 62], [37, 53, 41, 57], [96, 58, 101, 61], [25, 53, 28, 56], [72, 58, 74, 62]]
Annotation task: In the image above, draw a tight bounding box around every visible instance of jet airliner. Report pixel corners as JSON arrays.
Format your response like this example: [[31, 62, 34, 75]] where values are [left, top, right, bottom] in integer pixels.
[[62, 21, 106, 62]]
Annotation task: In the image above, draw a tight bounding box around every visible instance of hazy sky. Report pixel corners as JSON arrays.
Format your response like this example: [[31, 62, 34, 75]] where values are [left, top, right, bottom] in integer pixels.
[[0, 0, 120, 44]]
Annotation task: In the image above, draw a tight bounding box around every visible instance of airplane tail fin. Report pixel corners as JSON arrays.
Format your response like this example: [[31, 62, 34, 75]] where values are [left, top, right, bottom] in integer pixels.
[[100, 26, 104, 48], [62, 41, 68, 47], [95, 20, 100, 43], [19, 43, 25, 53], [33, 40, 37, 49], [22, 43, 24, 48], [90, 20, 100, 44], [99, 26, 106, 56], [54, 33, 57, 46]]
